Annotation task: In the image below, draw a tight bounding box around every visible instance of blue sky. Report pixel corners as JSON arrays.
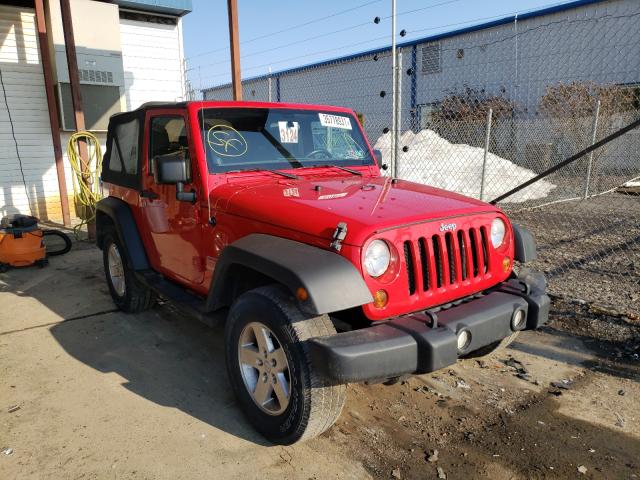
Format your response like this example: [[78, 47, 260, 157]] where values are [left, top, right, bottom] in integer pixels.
[[182, 0, 578, 90]]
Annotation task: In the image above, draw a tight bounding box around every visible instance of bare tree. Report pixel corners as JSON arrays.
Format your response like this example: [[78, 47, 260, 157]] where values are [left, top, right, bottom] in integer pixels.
[[538, 81, 639, 162], [426, 86, 518, 151], [538, 81, 640, 185]]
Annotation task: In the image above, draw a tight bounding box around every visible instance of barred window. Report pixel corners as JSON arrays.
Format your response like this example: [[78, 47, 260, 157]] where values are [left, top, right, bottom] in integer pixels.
[[421, 42, 441, 75]]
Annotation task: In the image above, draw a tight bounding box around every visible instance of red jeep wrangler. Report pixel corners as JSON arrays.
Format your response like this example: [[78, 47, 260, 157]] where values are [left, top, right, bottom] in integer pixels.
[[96, 101, 548, 444]]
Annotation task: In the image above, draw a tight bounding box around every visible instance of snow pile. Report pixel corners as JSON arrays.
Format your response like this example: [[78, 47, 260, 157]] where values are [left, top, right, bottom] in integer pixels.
[[375, 130, 556, 203]]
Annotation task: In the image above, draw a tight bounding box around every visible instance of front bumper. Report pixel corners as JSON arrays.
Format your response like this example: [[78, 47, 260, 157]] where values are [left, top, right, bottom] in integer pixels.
[[308, 269, 549, 383]]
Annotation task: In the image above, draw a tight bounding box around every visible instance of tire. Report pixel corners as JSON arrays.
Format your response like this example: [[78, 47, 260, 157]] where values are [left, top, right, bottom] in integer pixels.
[[102, 231, 155, 313], [225, 285, 346, 445], [464, 331, 520, 359]]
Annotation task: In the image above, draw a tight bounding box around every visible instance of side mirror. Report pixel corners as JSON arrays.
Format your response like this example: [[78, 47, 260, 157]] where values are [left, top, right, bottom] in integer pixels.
[[153, 151, 189, 184], [153, 151, 196, 203], [373, 149, 388, 170]]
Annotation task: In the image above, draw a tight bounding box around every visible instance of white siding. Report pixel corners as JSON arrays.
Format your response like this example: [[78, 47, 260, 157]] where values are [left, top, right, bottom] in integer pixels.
[[120, 17, 185, 110], [0, 5, 64, 221]]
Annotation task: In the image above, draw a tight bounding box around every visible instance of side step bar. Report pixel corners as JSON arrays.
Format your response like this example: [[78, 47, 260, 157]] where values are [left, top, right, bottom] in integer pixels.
[[137, 271, 225, 327]]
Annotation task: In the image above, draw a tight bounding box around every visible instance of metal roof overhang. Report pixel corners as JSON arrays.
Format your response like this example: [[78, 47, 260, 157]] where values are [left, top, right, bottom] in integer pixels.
[[110, 0, 192, 17]]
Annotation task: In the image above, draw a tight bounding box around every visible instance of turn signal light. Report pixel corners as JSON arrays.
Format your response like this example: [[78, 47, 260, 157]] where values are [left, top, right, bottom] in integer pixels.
[[296, 287, 309, 302], [502, 257, 511, 272], [373, 289, 388, 308]]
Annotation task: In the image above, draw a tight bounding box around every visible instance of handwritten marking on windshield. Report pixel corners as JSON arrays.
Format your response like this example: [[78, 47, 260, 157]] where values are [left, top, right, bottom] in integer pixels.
[[207, 125, 248, 157]]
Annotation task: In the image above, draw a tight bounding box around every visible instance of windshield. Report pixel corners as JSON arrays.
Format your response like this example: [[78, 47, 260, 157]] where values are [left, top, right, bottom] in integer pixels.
[[199, 108, 374, 173]]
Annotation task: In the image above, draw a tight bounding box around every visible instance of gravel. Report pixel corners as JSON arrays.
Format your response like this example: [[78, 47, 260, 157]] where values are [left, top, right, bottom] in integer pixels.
[[510, 193, 640, 315]]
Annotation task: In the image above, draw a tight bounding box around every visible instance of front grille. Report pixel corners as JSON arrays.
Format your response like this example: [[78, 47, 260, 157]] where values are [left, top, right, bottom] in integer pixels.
[[404, 226, 491, 295], [404, 241, 416, 295]]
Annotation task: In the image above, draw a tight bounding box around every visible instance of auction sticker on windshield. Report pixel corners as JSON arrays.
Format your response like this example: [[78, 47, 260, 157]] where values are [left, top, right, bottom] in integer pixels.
[[318, 113, 352, 130], [278, 121, 299, 143]]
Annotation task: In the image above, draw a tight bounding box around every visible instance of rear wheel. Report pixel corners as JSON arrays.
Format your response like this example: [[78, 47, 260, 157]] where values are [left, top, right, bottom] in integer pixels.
[[225, 285, 346, 444], [102, 231, 155, 313]]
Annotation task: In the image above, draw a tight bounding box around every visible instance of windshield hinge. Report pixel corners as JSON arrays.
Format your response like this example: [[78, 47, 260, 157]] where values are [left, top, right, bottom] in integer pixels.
[[330, 222, 348, 251]]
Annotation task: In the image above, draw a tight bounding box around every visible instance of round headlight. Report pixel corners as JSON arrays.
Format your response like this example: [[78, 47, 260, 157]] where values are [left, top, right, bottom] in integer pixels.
[[490, 218, 506, 248], [364, 240, 391, 278]]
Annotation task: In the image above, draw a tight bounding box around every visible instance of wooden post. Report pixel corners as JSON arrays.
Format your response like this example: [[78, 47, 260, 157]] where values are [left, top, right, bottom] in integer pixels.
[[34, 0, 71, 226], [227, 0, 242, 101], [59, 0, 95, 238]]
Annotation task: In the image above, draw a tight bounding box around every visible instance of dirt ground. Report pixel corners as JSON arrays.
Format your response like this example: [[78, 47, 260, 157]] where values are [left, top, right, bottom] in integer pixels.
[[1, 243, 639, 479], [509, 193, 640, 314]]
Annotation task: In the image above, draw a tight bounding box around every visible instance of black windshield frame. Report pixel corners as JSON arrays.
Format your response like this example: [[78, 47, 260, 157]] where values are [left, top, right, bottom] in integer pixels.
[[198, 107, 374, 174]]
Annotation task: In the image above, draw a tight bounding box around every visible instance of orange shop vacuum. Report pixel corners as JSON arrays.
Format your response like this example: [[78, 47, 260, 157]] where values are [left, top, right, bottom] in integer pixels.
[[0, 214, 72, 273]]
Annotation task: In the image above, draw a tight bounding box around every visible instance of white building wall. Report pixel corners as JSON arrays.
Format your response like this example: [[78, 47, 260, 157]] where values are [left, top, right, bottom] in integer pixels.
[[1, 4, 190, 223], [120, 16, 185, 110], [0, 5, 65, 221]]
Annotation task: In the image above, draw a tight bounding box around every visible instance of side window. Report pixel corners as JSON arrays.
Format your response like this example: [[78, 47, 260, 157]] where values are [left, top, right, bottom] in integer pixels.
[[107, 137, 123, 172], [106, 117, 138, 174], [114, 119, 139, 174], [102, 115, 142, 189], [149, 116, 189, 173]]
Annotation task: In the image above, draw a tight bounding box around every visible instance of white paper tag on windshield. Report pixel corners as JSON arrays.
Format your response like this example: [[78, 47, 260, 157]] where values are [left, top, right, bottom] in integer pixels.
[[278, 121, 299, 143], [318, 113, 352, 130]]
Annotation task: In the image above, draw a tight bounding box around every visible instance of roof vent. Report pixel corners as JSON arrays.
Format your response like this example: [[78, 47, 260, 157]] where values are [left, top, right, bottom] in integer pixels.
[[421, 42, 441, 75], [79, 69, 114, 84]]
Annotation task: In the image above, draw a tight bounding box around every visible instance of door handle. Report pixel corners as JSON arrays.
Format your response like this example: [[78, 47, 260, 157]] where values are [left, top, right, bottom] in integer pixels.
[[140, 189, 159, 200]]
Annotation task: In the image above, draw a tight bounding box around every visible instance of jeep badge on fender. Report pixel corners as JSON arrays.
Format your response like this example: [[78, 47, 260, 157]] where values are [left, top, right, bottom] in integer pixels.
[[96, 100, 549, 445]]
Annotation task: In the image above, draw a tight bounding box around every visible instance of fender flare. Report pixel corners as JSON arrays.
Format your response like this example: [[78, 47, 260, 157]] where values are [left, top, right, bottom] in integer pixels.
[[512, 223, 537, 263], [206, 234, 373, 315], [96, 197, 149, 271]]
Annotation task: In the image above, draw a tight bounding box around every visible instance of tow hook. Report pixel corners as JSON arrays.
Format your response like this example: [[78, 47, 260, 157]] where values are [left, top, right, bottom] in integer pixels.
[[330, 222, 348, 251]]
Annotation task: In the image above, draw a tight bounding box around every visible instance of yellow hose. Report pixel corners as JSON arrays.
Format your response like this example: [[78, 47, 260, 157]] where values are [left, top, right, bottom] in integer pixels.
[[66, 131, 102, 236]]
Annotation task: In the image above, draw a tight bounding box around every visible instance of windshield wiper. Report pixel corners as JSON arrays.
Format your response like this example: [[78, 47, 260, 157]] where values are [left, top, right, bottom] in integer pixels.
[[269, 169, 299, 179], [226, 168, 299, 179], [313, 164, 363, 176], [259, 127, 303, 169]]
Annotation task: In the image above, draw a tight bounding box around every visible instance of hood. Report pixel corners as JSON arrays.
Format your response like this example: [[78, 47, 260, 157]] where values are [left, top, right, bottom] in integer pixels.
[[210, 174, 498, 246]]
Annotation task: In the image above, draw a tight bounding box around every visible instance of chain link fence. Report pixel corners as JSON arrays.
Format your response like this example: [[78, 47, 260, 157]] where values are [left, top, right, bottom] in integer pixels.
[[201, 1, 640, 312]]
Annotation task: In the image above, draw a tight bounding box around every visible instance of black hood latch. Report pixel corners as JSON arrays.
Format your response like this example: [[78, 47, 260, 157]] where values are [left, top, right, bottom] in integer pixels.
[[330, 222, 348, 252]]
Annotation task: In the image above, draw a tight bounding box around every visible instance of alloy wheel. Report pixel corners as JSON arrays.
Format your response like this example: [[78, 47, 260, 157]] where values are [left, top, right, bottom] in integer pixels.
[[107, 242, 126, 297], [238, 321, 291, 415]]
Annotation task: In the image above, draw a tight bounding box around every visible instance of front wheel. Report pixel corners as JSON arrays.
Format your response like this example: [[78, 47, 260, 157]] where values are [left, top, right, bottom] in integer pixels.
[[225, 285, 346, 444]]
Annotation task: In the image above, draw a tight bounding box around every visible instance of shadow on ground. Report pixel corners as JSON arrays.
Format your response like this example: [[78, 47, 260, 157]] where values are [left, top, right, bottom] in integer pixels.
[[511, 327, 640, 382], [1, 245, 271, 446], [48, 304, 271, 446]]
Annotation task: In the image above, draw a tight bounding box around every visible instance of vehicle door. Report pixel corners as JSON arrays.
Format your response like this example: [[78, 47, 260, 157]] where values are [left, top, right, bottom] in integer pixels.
[[139, 110, 204, 285]]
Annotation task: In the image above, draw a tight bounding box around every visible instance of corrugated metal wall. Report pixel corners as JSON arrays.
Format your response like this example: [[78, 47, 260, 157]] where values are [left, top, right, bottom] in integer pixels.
[[203, 0, 640, 147]]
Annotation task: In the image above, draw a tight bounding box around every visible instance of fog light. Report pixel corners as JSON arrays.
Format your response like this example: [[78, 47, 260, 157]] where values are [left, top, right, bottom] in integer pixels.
[[373, 289, 388, 308], [457, 329, 471, 352], [502, 257, 511, 272], [511, 309, 526, 331]]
